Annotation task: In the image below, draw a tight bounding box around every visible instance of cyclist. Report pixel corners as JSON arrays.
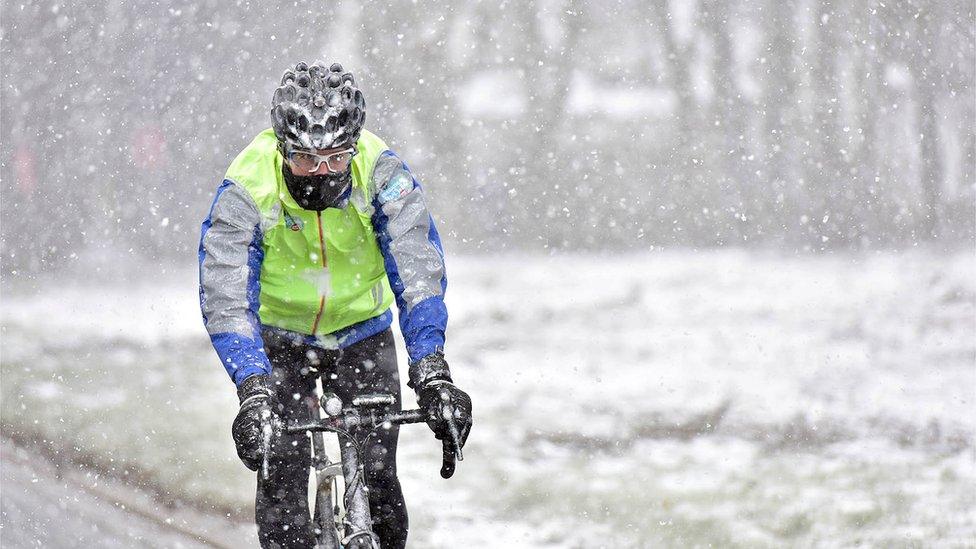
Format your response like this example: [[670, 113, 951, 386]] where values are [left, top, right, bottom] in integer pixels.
[[198, 61, 473, 549]]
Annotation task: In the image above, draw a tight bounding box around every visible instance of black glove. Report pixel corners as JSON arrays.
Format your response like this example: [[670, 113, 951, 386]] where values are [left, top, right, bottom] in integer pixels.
[[231, 374, 281, 472], [410, 353, 473, 478]]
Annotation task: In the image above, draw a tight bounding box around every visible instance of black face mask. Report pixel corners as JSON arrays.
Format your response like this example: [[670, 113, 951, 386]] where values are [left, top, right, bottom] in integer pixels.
[[282, 162, 352, 211]]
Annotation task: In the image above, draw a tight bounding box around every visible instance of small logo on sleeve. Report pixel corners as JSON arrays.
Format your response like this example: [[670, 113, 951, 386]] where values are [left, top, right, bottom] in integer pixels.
[[378, 172, 413, 204]]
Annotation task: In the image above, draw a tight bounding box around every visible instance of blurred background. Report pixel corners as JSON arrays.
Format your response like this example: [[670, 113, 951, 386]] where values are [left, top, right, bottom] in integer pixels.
[[2, 0, 974, 267], [1, 1, 974, 547]]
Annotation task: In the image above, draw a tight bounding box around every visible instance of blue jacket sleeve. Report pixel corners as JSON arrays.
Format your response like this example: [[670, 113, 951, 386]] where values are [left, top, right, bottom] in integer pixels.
[[370, 151, 448, 364], [199, 179, 272, 386]]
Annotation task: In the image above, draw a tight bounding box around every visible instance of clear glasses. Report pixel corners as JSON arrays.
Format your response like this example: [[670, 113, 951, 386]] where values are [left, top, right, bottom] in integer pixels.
[[286, 146, 357, 173]]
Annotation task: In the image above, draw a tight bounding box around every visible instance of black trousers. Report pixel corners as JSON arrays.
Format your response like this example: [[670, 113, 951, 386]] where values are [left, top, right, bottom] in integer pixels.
[[256, 328, 408, 549]]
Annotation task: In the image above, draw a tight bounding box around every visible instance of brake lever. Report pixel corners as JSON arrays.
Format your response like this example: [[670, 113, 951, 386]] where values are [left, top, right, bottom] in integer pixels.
[[439, 403, 464, 479], [444, 408, 464, 462], [260, 421, 273, 480], [440, 439, 456, 479], [260, 412, 283, 481]]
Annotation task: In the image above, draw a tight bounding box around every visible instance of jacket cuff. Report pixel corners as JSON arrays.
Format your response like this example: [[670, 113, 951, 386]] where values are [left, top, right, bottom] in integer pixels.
[[236, 373, 271, 404], [408, 351, 453, 390]]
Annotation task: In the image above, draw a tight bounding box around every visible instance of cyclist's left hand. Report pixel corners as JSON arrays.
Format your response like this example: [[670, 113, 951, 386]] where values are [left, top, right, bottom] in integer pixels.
[[411, 352, 472, 477], [418, 379, 473, 452]]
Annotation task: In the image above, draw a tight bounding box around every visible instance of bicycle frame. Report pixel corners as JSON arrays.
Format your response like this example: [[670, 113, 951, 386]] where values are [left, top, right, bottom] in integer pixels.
[[284, 392, 428, 549], [281, 388, 463, 548], [308, 396, 342, 548]]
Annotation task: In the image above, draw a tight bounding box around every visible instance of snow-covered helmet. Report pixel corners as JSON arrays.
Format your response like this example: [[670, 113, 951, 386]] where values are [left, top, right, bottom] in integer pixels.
[[270, 61, 365, 150]]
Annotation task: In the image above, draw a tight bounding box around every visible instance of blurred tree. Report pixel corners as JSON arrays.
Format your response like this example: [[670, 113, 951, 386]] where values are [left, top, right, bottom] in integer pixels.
[[2, 0, 973, 274], [915, 1, 946, 241], [762, 0, 802, 247], [703, 0, 748, 244]]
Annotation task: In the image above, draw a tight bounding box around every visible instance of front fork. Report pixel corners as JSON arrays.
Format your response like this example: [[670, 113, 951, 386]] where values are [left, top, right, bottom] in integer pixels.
[[310, 421, 342, 549], [307, 386, 378, 549], [337, 429, 378, 548]]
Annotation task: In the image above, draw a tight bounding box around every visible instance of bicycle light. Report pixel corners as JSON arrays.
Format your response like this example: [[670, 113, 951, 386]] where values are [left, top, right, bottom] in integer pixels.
[[321, 393, 343, 417]]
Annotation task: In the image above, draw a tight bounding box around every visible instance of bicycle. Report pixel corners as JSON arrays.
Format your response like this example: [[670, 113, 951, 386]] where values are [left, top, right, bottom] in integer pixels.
[[263, 389, 464, 549]]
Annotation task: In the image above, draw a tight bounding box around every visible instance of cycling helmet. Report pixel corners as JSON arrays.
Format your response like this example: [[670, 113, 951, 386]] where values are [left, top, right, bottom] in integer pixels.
[[270, 61, 365, 150]]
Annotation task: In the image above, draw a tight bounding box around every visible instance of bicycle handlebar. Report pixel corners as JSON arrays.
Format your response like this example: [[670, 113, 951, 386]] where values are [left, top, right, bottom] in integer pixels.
[[285, 398, 464, 479], [285, 408, 426, 435]]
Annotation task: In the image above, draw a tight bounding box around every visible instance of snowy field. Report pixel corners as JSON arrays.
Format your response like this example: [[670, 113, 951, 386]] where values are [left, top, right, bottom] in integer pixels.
[[2, 250, 974, 547]]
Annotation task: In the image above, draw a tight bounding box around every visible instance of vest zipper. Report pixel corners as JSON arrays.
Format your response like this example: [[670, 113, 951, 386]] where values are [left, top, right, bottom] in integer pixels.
[[310, 211, 328, 333]]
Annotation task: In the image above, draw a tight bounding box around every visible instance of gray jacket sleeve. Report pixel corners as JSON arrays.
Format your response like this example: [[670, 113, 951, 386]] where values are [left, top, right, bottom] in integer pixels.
[[198, 179, 271, 386], [370, 152, 448, 366]]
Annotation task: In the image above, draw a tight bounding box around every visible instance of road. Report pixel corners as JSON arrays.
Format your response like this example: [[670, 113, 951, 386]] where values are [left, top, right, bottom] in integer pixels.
[[0, 437, 258, 548]]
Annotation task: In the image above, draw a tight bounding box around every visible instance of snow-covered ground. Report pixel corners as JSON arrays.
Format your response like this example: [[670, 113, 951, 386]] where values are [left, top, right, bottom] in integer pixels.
[[2, 250, 974, 547], [1, 436, 257, 548]]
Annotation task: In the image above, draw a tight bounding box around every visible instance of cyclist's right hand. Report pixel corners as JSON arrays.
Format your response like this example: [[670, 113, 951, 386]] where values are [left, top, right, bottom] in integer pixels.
[[232, 374, 281, 472]]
